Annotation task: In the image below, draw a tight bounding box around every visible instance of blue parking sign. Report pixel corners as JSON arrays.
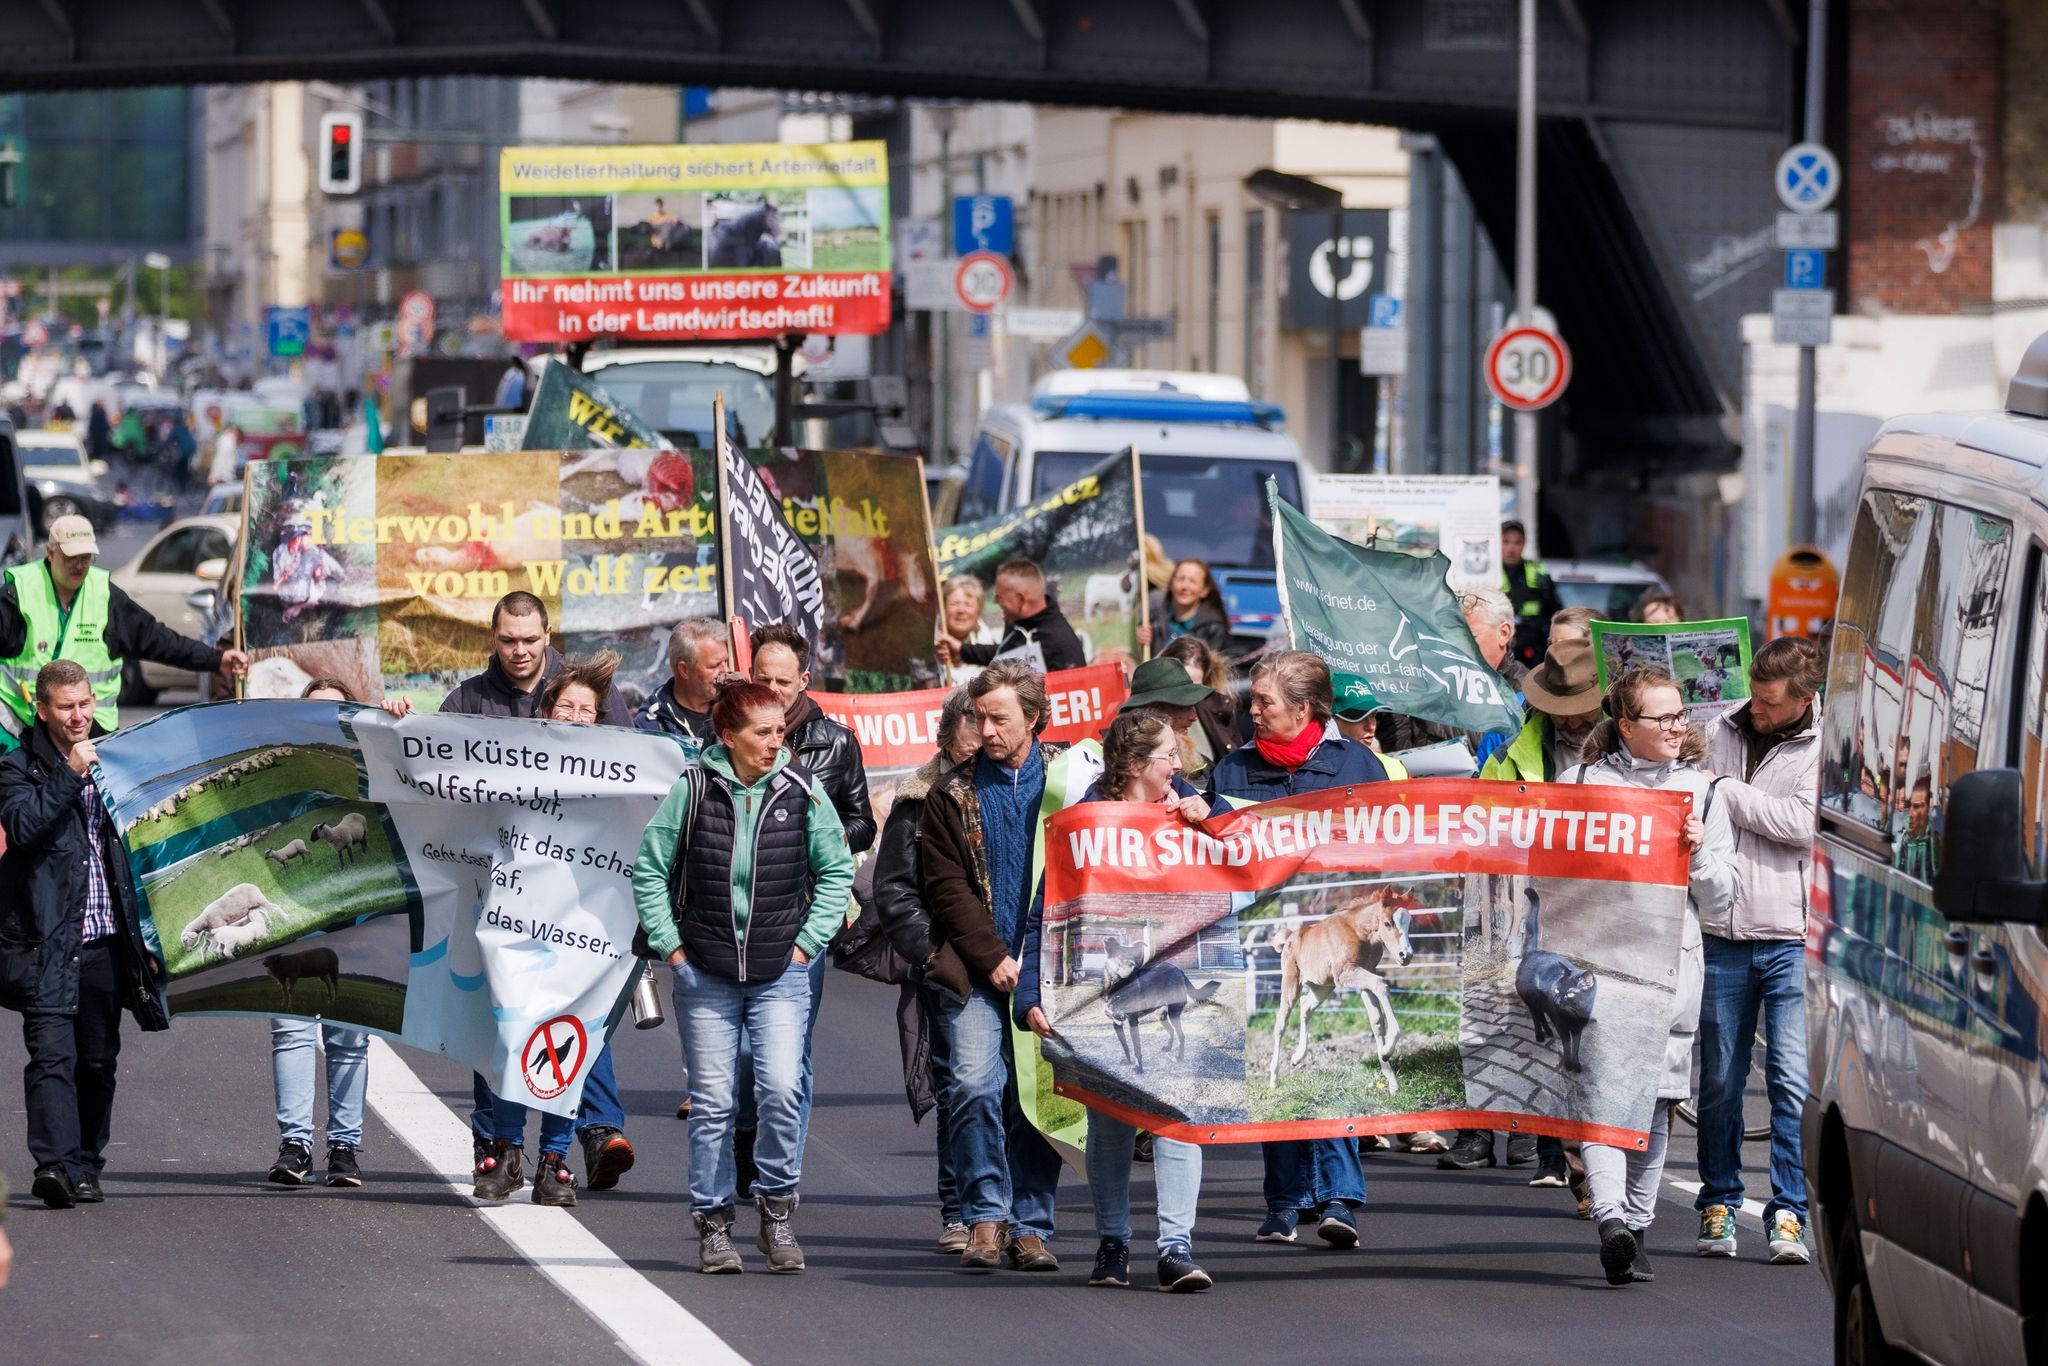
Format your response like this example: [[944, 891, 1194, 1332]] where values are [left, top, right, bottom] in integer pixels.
[[953, 195, 1014, 257], [1367, 294, 1403, 329], [1784, 249, 1827, 290], [265, 305, 312, 357]]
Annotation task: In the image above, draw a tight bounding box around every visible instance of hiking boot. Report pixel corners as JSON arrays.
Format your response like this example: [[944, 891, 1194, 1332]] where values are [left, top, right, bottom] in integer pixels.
[[733, 1126, 759, 1201], [1006, 1233, 1060, 1272], [1254, 1209, 1299, 1243], [937, 1221, 971, 1256], [1157, 1242, 1213, 1293], [1405, 1130, 1451, 1154], [1316, 1203, 1359, 1249], [32, 1164, 75, 1209], [1528, 1153, 1570, 1188], [533, 1150, 577, 1207], [1437, 1130, 1496, 1169], [755, 1192, 805, 1272], [695, 1208, 743, 1274], [1768, 1212, 1811, 1265], [1567, 1152, 1592, 1219], [579, 1125, 635, 1191], [1598, 1219, 1639, 1285], [473, 1141, 525, 1202], [1089, 1237, 1131, 1287], [325, 1143, 363, 1188], [1627, 1227, 1655, 1282], [960, 1221, 1005, 1271], [1697, 1204, 1738, 1258], [1505, 1133, 1539, 1166], [73, 1171, 104, 1204], [268, 1139, 314, 1186]]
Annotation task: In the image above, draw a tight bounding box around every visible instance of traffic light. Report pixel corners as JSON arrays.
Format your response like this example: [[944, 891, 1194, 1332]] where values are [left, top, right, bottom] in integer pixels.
[[318, 112, 361, 196]]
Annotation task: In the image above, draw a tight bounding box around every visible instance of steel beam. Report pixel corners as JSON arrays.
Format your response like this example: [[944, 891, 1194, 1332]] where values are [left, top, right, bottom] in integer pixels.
[[359, 0, 397, 42], [197, 0, 237, 46], [1336, 0, 1371, 43], [682, 0, 722, 48], [1171, 0, 1210, 42], [844, 0, 884, 56], [1554, 0, 1588, 45], [35, 0, 75, 61], [1761, 0, 1799, 44], [522, 0, 559, 42]]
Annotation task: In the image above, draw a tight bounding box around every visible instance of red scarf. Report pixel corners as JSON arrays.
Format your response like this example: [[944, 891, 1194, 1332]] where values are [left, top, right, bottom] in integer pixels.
[[1255, 723, 1322, 771]]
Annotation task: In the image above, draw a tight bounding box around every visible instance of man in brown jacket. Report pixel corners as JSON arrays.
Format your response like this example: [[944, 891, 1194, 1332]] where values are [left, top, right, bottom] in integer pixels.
[[918, 660, 1068, 1273]]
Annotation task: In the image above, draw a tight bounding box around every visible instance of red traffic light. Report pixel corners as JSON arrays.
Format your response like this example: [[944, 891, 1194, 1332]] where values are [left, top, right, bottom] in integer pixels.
[[332, 124, 350, 144]]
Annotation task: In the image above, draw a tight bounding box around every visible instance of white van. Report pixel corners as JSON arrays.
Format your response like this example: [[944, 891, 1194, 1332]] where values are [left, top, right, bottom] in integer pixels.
[[1805, 337, 2048, 1365], [961, 370, 1310, 646]]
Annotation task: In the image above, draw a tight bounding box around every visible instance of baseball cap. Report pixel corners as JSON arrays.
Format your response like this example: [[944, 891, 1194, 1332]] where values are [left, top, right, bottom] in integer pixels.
[[47, 514, 99, 557], [1331, 671, 1387, 721]]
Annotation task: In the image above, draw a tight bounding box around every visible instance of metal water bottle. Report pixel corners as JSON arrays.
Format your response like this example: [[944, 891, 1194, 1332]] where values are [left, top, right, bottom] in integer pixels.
[[630, 962, 664, 1030]]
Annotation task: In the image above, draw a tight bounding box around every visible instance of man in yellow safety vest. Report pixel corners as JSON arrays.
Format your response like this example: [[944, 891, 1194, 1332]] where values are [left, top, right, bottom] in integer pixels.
[[1499, 520, 1563, 670]]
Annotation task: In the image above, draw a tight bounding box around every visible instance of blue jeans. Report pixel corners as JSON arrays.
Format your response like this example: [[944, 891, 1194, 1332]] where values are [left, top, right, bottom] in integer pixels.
[[1087, 1110, 1201, 1253], [469, 1042, 624, 1141], [271, 1019, 368, 1149], [675, 957, 813, 1213], [734, 951, 828, 1145], [930, 983, 1062, 1237], [1696, 934, 1808, 1223], [492, 1094, 575, 1156], [1263, 1138, 1366, 1214], [921, 983, 961, 1224]]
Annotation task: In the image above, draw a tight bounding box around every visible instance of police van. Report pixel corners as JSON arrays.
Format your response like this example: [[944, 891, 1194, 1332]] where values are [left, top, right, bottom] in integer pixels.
[[1806, 337, 2048, 1364], [958, 370, 1310, 651]]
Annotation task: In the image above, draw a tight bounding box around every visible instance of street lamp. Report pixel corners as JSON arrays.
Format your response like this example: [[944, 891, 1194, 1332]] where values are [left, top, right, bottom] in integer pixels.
[[1245, 169, 1346, 466], [143, 251, 172, 378]]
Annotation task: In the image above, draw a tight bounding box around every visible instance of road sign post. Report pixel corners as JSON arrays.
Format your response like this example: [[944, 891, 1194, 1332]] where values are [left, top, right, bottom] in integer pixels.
[[1784, 0, 1831, 550]]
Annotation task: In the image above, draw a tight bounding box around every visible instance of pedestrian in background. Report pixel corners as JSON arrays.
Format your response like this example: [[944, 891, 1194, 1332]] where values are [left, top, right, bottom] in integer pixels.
[[937, 559, 1087, 674], [1499, 520, 1563, 669], [638, 616, 728, 758], [1137, 558, 1231, 655], [940, 575, 1001, 686], [1634, 591, 1686, 625]]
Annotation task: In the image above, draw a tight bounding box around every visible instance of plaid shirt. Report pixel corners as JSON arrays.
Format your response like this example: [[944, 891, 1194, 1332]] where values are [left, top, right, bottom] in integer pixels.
[[77, 776, 117, 943]]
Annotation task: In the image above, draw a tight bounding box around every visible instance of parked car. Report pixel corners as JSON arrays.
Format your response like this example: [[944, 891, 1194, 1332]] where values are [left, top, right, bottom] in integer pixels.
[[18, 427, 118, 531], [0, 418, 42, 566], [1544, 559, 1671, 621], [107, 512, 236, 702]]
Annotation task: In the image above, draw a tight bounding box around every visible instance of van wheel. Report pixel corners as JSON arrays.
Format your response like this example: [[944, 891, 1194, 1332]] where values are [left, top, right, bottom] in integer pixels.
[[1835, 1218, 1910, 1366], [118, 659, 158, 707]]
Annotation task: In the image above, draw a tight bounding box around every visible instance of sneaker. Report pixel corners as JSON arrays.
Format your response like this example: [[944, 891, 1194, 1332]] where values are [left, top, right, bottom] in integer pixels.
[[1767, 1212, 1811, 1265], [1255, 1209, 1299, 1243], [73, 1171, 105, 1204], [733, 1127, 759, 1201], [324, 1143, 363, 1188], [695, 1208, 743, 1274], [1696, 1204, 1738, 1258], [1089, 1237, 1131, 1287], [675, 1096, 691, 1120], [473, 1141, 525, 1202], [755, 1192, 805, 1272], [31, 1164, 75, 1209], [1528, 1153, 1570, 1188], [960, 1220, 1005, 1270], [533, 1151, 577, 1208], [1505, 1133, 1539, 1166], [1405, 1130, 1452, 1154], [269, 1139, 314, 1186], [1598, 1218, 1638, 1286], [1315, 1203, 1360, 1249], [1437, 1130, 1496, 1169], [1132, 1131, 1155, 1164], [579, 1126, 635, 1191], [1005, 1233, 1060, 1272], [937, 1221, 971, 1256], [1156, 1242, 1213, 1293], [1627, 1227, 1655, 1282]]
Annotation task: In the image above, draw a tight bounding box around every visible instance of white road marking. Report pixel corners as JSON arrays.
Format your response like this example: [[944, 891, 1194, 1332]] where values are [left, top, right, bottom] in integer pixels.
[[365, 1037, 748, 1366], [1663, 1178, 1771, 1226]]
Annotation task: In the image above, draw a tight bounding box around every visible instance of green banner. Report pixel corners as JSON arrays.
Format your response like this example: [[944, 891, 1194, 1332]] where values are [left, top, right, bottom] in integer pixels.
[[521, 360, 671, 450], [1589, 617, 1754, 724]]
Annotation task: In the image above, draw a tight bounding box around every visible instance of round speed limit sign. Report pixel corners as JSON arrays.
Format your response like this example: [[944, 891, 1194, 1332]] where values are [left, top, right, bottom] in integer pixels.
[[1484, 326, 1572, 411], [954, 251, 1014, 315]]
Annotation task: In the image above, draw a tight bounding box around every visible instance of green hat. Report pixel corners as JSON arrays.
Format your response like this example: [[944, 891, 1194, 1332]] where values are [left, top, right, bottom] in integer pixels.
[[1118, 656, 1215, 712], [1331, 671, 1387, 721]]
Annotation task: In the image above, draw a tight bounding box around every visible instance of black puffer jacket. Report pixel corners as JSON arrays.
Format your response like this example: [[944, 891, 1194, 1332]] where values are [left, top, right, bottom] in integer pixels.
[[439, 646, 632, 725], [787, 695, 874, 853], [0, 721, 167, 1026], [872, 751, 947, 972]]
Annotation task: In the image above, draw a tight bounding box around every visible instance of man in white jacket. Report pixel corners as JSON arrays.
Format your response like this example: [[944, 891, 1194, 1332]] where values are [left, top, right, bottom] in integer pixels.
[[1696, 636, 1825, 1266]]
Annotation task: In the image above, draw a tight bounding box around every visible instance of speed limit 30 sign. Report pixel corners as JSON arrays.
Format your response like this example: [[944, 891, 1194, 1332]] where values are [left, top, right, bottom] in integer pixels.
[[954, 251, 1014, 314], [1484, 326, 1572, 411]]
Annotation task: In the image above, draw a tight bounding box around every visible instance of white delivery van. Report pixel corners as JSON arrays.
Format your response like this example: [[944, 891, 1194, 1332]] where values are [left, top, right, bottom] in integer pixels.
[[1805, 335, 2048, 1365], [962, 370, 1310, 649]]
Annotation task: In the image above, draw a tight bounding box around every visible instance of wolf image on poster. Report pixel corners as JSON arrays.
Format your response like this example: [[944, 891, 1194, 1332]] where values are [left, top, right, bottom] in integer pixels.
[[1513, 888, 1596, 1072], [1100, 934, 1222, 1073]]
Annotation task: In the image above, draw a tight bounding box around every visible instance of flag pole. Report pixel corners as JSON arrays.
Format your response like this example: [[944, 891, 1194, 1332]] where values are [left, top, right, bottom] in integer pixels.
[[914, 453, 947, 667], [1127, 446, 1153, 659]]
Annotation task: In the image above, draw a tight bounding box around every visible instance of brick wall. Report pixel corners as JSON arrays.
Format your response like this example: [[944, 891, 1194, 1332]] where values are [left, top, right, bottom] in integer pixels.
[[1847, 0, 2001, 314]]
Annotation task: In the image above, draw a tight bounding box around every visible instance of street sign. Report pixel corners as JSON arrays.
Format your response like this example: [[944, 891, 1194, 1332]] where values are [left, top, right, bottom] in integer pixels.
[[1050, 323, 1127, 371], [1775, 211, 1838, 250], [963, 312, 994, 369], [1367, 293, 1403, 329], [1110, 315, 1175, 342], [953, 251, 1013, 314], [953, 195, 1014, 257], [397, 289, 436, 355], [1001, 306, 1083, 340], [1483, 325, 1571, 411], [1775, 142, 1840, 213], [265, 305, 312, 358], [1360, 325, 1407, 376], [1784, 249, 1827, 290], [1771, 288, 1834, 347], [329, 227, 369, 271]]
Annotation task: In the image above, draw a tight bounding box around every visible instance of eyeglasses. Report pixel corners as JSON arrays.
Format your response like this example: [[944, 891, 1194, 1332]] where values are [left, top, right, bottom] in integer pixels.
[[1628, 711, 1688, 731]]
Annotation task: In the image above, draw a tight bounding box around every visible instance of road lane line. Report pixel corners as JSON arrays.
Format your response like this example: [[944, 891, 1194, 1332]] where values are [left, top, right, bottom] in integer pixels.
[[1663, 1178, 1771, 1225], [364, 1037, 748, 1366]]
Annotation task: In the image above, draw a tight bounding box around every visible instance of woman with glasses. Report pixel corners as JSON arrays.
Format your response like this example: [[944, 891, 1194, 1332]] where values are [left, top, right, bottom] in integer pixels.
[[1563, 666, 1738, 1287]]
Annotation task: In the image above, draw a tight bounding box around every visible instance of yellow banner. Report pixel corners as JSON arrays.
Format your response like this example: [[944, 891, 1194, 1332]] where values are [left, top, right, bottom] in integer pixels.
[[499, 141, 889, 195]]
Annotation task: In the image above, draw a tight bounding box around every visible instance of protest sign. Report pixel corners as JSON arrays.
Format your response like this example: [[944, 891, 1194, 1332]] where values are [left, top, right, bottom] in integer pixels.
[[1308, 473, 1502, 593], [1033, 780, 1693, 1147], [1590, 617, 1754, 723], [499, 142, 891, 342], [96, 702, 689, 1117], [521, 359, 673, 451], [935, 449, 1147, 666], [1271, 489, 1520, 737]]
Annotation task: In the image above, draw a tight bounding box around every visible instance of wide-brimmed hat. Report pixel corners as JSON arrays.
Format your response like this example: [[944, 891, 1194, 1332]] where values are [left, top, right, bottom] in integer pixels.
[[1521, 637, 1605, 716], [1118, 656, 1215, 711], [1331, 670, 1388, 721]]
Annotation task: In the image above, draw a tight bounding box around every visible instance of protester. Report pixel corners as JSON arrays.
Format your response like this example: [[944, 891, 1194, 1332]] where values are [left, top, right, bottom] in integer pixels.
[[1158, 635, 1245, 778], [1206, 650, 1388, 1248], [1549, 605, 1598, 642], [941, 574, 1001, 685], [1697, 636, 1823, 1266], [1136, 558, 1231, 655], [1016, 710, 1212, 1291], [0, 660, 169, 1208], [872, 686, 982, 1254], [936, 559, 1087, 674], [1565, 666, 1737, 1285], [638, 616, 729, 755], [633, 678, 856, 1273], [0, 516, 252, 751], [85, 401, 111, 461], [1116, 656, 1218, 786], [1499, 520, 1563, 668], [918, 660, 1073, 1271], [1634, 590, 1685, 625]]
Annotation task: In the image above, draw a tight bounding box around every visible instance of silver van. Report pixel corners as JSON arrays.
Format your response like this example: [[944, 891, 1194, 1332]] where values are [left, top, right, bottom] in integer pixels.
[[1806, 337, 2048, 1364]]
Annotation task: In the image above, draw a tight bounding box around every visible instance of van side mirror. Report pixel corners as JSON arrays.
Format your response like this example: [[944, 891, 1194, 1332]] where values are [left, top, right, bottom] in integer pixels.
[[1933, 769, 2048, 925]]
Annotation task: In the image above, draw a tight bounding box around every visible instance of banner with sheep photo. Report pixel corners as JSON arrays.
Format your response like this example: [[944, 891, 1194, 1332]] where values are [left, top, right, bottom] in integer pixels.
[[93, 701, 690, 1117], [235, 444, 939, 709], [1031, 778, 1695, 1149]]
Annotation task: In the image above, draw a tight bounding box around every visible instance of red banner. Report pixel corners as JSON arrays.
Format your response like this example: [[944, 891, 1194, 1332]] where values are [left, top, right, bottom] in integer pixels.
[[502, 272, 891, 342], [812, 663, 1128, 771]]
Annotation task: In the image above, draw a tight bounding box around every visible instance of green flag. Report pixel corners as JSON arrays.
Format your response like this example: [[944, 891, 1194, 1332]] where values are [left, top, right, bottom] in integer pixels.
[[1269, 481, 1520, 736]]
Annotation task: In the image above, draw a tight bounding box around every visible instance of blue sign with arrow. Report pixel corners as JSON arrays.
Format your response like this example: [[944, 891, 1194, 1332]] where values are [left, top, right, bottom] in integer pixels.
[[953, 195, 1014, 257]]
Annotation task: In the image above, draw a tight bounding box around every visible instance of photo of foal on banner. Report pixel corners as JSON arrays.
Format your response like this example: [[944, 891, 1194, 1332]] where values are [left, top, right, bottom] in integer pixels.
[[1036, 780, 1693, 1150]]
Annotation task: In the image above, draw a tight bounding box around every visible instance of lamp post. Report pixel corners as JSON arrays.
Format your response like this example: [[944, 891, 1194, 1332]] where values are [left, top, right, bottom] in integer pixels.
[[1245, 169, 1347, 466], [143, 251, 172, 378]]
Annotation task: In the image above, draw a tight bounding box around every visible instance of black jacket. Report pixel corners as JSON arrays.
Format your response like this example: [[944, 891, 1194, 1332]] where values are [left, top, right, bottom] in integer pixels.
[[0, 563, 222, 676], [1147, 589, 1232, 654], [959, 603, 1087, 673], [673, 762, 820, 982], [0, 721, 167, 1026], [439, 646, 632, 724], [637, 679, 715, 750], [786, 696, 875, 853], [872, 752, 947, 972]]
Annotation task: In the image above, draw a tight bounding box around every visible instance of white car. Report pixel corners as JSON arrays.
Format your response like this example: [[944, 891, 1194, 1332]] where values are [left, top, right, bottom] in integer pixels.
[[109, 513, 237, 700], [1544, 559, 1672, 621], [18, 427, 117, 530]]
